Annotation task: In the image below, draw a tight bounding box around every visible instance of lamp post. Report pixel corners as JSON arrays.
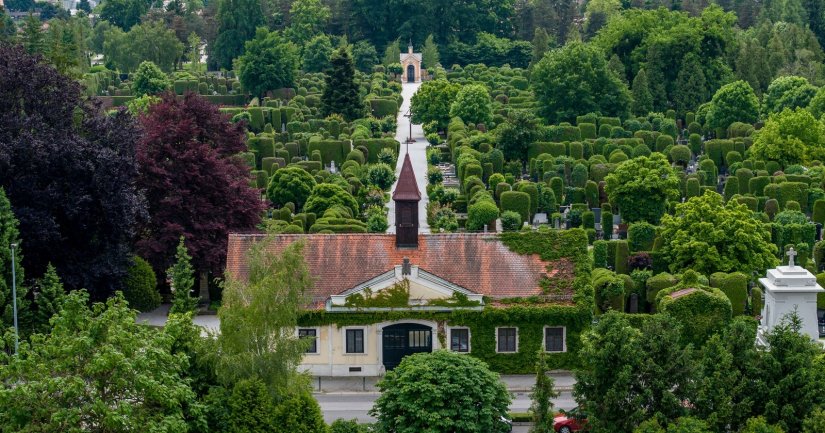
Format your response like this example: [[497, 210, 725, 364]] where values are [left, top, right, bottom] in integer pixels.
[[10, 243, 18, 355]]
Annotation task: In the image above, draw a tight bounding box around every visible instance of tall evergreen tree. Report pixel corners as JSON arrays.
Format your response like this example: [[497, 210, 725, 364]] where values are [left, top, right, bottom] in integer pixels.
[[32, 264, 64, 333], [210, 0, 263, 70], [608, 54, 627, 84], [531, 27, 551, 67], [631, 69, 654, 116], [20, 13, 44, 55], [422, 34, 439, 69], [169, 236, 197, 314], [0, 188, 30, 337], [674, 54, 707, 116], [529, 351, 559, 433], [322, 47, 363, 121]]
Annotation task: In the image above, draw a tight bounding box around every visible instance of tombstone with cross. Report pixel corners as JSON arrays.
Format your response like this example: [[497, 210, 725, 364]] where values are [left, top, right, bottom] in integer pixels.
[[756, 246, 825, 346]]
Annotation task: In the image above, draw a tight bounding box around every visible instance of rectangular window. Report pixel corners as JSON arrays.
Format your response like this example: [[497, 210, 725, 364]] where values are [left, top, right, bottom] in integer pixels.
[[450, 328, 469, 352], [545, 327, 565, 352], [497, 327, 517, 353], [346, 329, 364, 354], [408, 330, 431, 348], [298, 328, 317, 354]]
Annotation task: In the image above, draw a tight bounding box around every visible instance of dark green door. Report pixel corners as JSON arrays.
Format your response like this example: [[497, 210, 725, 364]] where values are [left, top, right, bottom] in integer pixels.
[[382, 323, 432, 370]]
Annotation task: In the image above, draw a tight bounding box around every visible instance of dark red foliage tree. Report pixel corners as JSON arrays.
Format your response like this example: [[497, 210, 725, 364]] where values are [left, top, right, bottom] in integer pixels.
[[136, 93, 263, 282], [0, 44, 146, 299]]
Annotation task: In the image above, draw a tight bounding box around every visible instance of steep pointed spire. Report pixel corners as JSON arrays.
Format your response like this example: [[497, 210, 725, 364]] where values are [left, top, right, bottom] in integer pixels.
[[392, 153, 421, 201]]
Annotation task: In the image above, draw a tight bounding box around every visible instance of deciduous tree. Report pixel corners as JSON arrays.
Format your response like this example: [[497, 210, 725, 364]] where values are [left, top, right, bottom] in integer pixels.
[[749, 108, 825, 167], [658, 191, 778, 276], [371, 350, 512, 433], [0, 291, 203, 431], [136, 93, 263, 284], [495, 109, 538, 164], [218, 236, 312, 394], [411, 79, 460, 131], [0, 45, 145, 298], [706, 80, 760, 130], [532, 42, 631, 124], [238, 28, 299, 98], [604, 153, 680, 224], [450, 83, 493, 126], [210, 0, 263, 70]]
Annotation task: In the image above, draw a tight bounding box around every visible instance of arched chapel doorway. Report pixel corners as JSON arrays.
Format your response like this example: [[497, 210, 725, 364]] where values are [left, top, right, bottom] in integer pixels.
[[407, 64, 415, 83]]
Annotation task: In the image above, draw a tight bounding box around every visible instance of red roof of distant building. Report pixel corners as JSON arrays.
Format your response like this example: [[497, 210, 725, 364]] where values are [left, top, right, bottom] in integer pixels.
[[226, 233, 575, 309], [392, 153, 421, 201]]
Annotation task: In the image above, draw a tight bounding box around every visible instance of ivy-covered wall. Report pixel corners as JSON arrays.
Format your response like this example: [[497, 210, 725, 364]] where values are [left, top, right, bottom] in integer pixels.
[[298, 229, 595, 373]]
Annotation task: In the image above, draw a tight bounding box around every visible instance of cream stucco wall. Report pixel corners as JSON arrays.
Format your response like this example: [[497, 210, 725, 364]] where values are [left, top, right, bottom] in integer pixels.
[[298, 320, 442, 376]]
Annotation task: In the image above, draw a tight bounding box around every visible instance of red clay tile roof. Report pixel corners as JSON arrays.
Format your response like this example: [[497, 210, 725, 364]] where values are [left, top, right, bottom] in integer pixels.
[[226, 233, 574, 308], [391, 153, 421, 201]]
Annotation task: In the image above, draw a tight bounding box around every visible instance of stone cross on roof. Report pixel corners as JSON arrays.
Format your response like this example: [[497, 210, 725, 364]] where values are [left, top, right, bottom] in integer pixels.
[[787, 247, 797, 268]]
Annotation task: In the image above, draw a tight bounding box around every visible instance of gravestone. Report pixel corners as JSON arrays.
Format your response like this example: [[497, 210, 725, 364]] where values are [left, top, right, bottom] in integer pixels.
[[628, 293, 639, 314]]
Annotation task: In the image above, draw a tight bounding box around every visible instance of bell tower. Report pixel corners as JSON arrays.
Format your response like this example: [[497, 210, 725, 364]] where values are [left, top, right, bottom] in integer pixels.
[[393, 153, 421, 248]]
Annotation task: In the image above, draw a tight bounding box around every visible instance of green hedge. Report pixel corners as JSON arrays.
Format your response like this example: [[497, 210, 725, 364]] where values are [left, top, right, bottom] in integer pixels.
[[709, 272, 748, 316], [369, 98, 398, 117], [354, 139, 400, 164], [646, 273, 677, 313], [614, 240, 629, 275], [308, 139, 349, 165], [627, 222, 656, 252]]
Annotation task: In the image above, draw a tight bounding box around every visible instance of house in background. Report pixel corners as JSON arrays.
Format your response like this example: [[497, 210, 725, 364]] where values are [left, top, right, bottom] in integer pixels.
[[225, 156, 590, 376]]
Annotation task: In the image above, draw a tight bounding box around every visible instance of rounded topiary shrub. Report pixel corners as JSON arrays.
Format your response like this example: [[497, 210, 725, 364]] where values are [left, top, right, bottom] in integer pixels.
[[500, 190, 530, 224], [466, 199, 499, 231], [500, 210, 523, 232], [593, 268, 626, 313], [372, 350, 511, 433], [656, 271, 732, 345], [123, 256, 160, 312]]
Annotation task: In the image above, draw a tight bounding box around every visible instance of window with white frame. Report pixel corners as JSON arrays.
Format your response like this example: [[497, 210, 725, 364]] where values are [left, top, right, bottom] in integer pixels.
[[544, 326, 565, 352], [496, 327, 518, 353], [345, 328, 365, 354], [298, 328, 318, 354], [450, 328, 470, 352]]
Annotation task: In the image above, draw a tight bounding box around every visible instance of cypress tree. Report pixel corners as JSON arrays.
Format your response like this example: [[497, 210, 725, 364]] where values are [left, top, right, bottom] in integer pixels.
[[169, 236, 197, 314], [422, 34, 439, 69], [33, 264, 65, 333], [322, 47, 363, 121], [529, 351, 559, 433], [608, 54, 627, 84], [382, 38, 400, 66], [531, 27, 551, 67], [673, 54, 707, 117], [631, 69, 654, 116]]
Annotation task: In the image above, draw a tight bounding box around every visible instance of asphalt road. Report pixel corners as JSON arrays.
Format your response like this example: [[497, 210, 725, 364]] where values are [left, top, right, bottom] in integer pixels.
[[315, 390, 578, 427]]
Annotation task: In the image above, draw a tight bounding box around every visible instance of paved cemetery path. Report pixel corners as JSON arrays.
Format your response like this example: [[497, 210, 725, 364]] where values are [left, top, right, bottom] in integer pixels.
[[387, 82, 430, 234]]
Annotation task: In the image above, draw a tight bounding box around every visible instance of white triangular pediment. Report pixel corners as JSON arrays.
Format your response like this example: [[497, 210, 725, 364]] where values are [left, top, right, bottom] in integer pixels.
[[328, 265, 483, 310]]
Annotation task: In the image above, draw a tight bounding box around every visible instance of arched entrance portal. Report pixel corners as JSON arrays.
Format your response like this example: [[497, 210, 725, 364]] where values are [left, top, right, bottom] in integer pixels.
[[407, 64, 415, 83], [382, 323, 432, 370]]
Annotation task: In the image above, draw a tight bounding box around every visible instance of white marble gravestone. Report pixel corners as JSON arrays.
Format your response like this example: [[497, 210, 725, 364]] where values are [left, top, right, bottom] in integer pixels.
[[757, 248, 824, 345]]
